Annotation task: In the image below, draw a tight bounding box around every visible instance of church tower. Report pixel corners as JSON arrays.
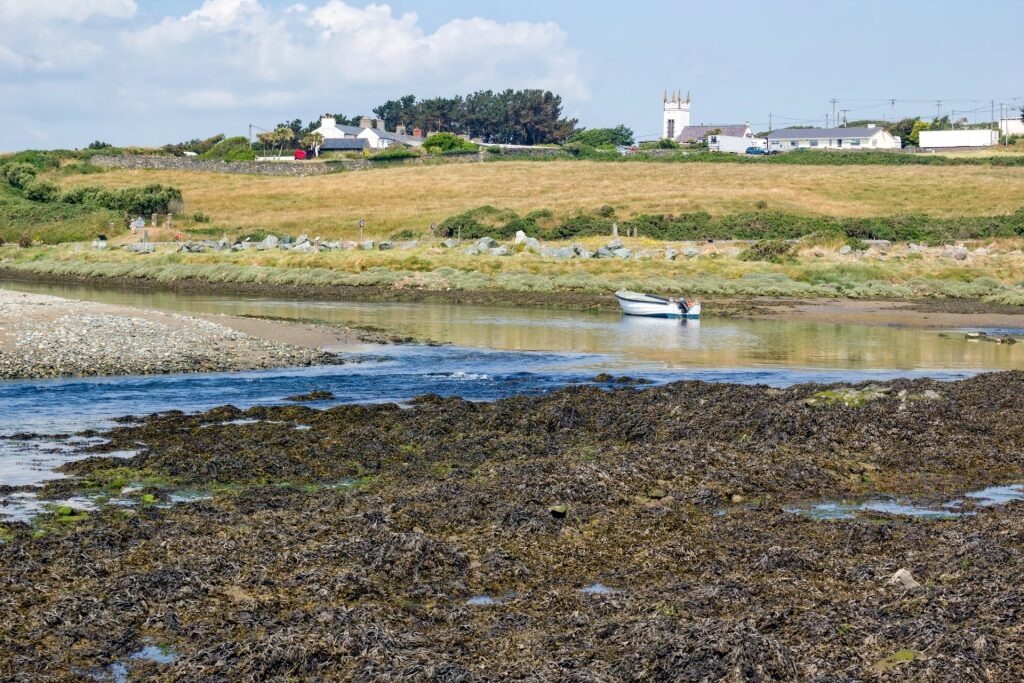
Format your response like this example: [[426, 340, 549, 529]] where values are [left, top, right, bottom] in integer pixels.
[[663, 90, 691, 140]]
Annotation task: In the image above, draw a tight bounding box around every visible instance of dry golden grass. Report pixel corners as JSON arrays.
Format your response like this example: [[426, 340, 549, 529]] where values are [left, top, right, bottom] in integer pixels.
[[59, 161, 1024, 240]]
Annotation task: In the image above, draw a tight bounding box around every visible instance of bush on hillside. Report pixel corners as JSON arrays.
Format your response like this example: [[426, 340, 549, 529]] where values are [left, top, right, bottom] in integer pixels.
[[368, 146, 420, 161], [24, 180, 61, 203], [200, 136, 255, 161], [62, 183, 183, 214], [739, 239, 798, 263], [2, 162, 38, 189], [568, 125, 635, 147]]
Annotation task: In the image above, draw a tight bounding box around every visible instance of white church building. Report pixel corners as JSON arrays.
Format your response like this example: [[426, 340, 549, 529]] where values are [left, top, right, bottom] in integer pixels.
[[663, 91, 757, 152]]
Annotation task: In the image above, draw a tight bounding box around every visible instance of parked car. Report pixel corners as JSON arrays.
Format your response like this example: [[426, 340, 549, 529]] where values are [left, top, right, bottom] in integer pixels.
[[745, 146, 767, 155]]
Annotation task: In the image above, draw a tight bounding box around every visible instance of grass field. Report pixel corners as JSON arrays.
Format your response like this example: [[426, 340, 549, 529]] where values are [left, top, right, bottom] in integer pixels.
[[57, 161, 1024, 240]]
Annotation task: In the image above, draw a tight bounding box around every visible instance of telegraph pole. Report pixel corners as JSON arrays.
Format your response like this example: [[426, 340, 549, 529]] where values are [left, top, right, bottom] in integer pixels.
[[768, 112, 772, 133], [935, 100, 942, 126], [830, 98, 838, 129], [839, 109, 849, 127]]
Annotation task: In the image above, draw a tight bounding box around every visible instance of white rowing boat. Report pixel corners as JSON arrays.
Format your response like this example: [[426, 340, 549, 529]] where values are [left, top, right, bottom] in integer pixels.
[[614, 290, 701, 318]]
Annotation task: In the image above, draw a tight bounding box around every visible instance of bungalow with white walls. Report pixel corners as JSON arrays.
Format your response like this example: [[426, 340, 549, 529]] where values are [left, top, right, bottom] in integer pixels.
[[766, 126, 900, 152], [310, 115, 425, 150], [675, 123, 753, 144], [999, 118, 1023, 137]]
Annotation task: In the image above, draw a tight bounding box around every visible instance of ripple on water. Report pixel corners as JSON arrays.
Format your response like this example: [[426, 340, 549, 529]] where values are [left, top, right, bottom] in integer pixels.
[[786, 483, 1024, 521]]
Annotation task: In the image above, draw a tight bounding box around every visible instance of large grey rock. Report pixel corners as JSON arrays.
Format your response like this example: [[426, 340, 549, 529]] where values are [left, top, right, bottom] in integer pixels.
[[523, 237, 542, 253], [595, 247, 614, 259], [91, 239, 108, 250], [553, 246, 576, 259], [296, 234, 309, 246], [463, 246, 480, 256], [257, 235, 279, 250], [292, 241, 315, 253], [839, 245, 853, 255], [123, 243, 155, 253], [576, 248, 594, 259], [683, 247, 700, 258], [477, 237, 498, 250], [606, 238, 624, 250], [377, 241, 394, 250], [397, 240, 419, 249], [489, 245, 510, 256], [513, 230, 529, 245], [953, 247, 968, 260], [539, 247, 558, 258], [360, 240, 375, 250], [441, 238, 461, 248], [612, 248, 632, 259], [665, 248, 678, 261], [635, 248, 661, 259]]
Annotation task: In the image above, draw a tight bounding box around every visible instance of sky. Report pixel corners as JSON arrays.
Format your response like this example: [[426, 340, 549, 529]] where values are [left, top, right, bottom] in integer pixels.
[[1, 0, 1022, 151]]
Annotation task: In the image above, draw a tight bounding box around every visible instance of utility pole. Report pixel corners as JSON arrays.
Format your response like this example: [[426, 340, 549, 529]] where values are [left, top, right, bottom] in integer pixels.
[[935, 100, 942, 126], [830, 98, 838, 129], [890, 99, 896, 123], [768, 112, 772, 133], [839, 109, 849, 127]]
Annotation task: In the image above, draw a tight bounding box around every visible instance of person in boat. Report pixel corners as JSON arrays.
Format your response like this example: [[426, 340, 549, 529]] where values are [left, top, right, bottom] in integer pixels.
[[676, 296, 690, 314]]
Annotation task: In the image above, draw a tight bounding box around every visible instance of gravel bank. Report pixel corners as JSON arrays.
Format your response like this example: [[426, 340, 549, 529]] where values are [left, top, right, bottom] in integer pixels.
[[0, 289, 340, 379]]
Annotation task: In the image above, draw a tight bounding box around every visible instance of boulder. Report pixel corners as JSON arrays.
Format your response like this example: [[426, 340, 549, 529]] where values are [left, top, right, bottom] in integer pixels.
[[539, 247, 558, 258], [123, 243, 154, 254], [257, 235, 279, 250], [360, 240, 375, 250], [576, 249, 594, 259], [441, 238, 461, 248], [397, 240, 419, 249], [477, 237, 498, 250], [513, 230, 529, 245], [489, 246, 510, 256], [952, 246, 968, 261], [612, 248, 632, 259], [635, 249, 661, 259], [683, 247, 700, 258], [377, 241, 394, 250], [606, 238, 624, 250], [462, 246, 480, 256], [664, 248, 678, 260], [839, 245, 853, 255], [292, 241, 315, 253], [296, 234, 309, 246], [553, 246, 576, 259], [595, 247, 614, 259], [974, 247, 988, 256]]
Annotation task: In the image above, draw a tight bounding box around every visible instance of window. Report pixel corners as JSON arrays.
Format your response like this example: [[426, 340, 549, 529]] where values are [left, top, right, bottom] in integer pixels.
[[666, 120, 675, 139], [850, 139, 861, 147], [790, 141, 798, 147], [809, 140, 818, 147]]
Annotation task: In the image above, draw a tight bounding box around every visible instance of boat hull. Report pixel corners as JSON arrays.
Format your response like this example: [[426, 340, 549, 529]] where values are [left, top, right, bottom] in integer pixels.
[[615, 292, 700, 318]]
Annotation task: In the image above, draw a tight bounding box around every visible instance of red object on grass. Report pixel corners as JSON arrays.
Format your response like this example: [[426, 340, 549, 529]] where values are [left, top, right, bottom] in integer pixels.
[[294, 150, 307, 160]]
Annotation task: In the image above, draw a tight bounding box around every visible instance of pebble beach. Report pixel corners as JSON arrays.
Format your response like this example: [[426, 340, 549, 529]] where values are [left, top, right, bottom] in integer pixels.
[[0, 289, 340, 379]]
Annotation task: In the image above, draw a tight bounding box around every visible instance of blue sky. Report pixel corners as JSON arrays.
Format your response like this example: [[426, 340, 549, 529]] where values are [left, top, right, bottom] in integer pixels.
[[1, 0, 1021, 150]]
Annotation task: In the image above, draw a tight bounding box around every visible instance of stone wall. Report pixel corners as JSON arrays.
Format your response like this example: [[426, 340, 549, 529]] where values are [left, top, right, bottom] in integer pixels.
[[92, 147, 569, 176]]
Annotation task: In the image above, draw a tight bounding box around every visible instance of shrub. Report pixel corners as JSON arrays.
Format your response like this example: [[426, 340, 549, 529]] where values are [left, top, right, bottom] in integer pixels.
[[58, 162, 104, 176], [86, 141, 114, 150], [423, 132, 477, 153], [18, 235, 32, 248], [24, 180, 61, 202], [368, 146, 419, 161], [3, 162, 38, 189], [62, 183, 182, 214], [192, 212, 210, 223], [739, 239, 798, 263], [201, 136, 255, 161], [568, 125, 635, 147], [390, 228, 421, 240]]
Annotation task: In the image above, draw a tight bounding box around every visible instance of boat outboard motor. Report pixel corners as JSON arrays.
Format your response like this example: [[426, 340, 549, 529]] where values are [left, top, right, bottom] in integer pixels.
[[677, 297, 689, 314]]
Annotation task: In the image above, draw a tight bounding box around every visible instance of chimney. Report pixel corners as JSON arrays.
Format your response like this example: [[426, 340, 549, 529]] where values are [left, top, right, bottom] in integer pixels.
[[320, 115, 336, 128], [396, 124, 407, 136], [412, 127, 423, 138], [375, 118, 386, 130], [359, 116, 372, 129]]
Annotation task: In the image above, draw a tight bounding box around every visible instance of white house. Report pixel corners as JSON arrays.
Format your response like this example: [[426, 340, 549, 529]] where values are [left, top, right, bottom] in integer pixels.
[[919, 129, 998, 149], [999, 118, 1024, 137], [311, 115, 425, 150], [767, 126, 901, 152]]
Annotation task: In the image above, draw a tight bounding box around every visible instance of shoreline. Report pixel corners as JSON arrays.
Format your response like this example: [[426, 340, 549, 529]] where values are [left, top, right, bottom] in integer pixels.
[[2, 267, 1023, 330], [0, 289, 358, 380]]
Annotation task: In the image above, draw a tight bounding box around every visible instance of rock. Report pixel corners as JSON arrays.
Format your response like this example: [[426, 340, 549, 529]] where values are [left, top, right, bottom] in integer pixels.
[[477, 237, 498, 250], [123, 243, 155, 254], [553, 246, 576, 259], [539, 247, 558, 258], [953, 246, 968, 260], [889, 568, 922, 591], [647, 487, 667, 500], [462, 247, 480, 256], [974, 247, 988, 256], [513, 230, 529, 245], [683, 247, 700, 258], [285, 390, 335, 402], [730, 494, 745, 504], [296, 234, 309, 246], [292, 242, 315, 253], [612, 248, 631, 259], [257, 235, 279, 250], [548, 504, 568, 518], [360, 240, 375, 250], [595, 247, 614, 259], [377, 241, 394, 250], [523, 237, 542, 253], [813, 249, 825, 258], [839, 245, 852, 255], [397, 241, 419, 249], [965, 331, 985, 339], [606, 238, 624, 250], [576, 249, 594, 259], [665, 248, 678, 261], [489, 246, 510, 256], [441, 238, 461, 248]]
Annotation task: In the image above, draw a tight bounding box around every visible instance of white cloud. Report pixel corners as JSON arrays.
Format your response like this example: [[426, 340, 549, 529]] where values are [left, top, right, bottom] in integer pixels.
[[0, 0, 136, 23], [0, 1, 587, 149]]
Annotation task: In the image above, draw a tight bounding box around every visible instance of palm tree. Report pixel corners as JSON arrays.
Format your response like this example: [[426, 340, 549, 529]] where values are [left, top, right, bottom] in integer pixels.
[[272, 127, 295, 157], [300, 132, 324, 157]]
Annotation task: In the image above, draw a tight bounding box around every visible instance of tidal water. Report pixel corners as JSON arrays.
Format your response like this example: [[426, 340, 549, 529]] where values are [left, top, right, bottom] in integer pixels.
[[1, 280, 1020, 513]]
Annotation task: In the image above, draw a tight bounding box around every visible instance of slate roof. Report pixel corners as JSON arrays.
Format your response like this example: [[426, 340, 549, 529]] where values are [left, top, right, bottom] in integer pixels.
[[320, 138, 368, 151], [362, 128, 425, 146], [675, 124, 750, 141], [766, 127, 884, 140]]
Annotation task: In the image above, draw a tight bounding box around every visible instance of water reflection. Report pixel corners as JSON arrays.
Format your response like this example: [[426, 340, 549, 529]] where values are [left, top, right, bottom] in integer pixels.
[[3, 280, 1020, 371]]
